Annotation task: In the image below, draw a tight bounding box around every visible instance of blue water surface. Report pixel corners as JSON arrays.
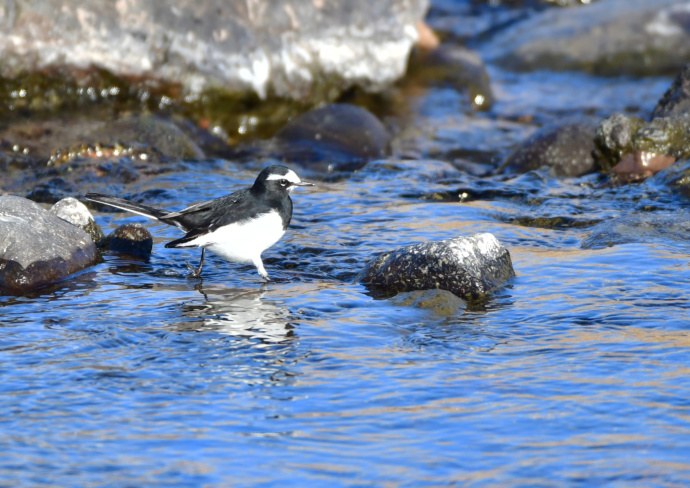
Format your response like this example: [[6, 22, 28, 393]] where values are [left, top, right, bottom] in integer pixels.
[[2, 162, 690, 486], [3, 1, 690, 486]]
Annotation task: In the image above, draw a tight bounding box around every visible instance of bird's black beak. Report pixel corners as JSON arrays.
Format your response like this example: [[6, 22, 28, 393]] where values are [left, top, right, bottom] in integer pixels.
[[294, 181, 314, 187]]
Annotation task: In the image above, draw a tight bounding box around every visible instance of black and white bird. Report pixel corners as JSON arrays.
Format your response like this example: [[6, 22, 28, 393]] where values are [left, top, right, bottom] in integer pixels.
[[85, 165, 312, 281]]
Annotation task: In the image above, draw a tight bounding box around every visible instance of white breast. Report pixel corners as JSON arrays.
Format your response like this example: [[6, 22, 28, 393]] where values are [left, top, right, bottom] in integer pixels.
[[187, 211, 286, 264]]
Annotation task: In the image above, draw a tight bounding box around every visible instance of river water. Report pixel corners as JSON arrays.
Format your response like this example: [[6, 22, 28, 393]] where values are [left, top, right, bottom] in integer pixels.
[[3, 9, 690, 488]]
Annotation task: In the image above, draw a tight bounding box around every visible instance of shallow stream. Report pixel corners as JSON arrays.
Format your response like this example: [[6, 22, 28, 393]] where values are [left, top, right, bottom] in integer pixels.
[[3, 4, 690, 487]]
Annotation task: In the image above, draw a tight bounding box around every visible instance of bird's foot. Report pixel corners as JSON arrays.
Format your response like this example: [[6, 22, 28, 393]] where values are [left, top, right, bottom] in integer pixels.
[[186, 261, 203, 279]]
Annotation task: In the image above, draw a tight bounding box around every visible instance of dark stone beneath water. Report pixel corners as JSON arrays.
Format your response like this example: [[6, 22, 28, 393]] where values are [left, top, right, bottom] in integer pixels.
[[356, 233, 515, 301], [647, 158, 690, 197], [102, 223, 153, 257], [0, 196, 97, 293], [581, 213, 690, 251], [391, 289, 467, 316]]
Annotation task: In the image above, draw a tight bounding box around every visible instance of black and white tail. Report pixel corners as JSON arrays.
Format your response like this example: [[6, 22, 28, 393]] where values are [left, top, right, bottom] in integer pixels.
[[85, 193, 170, 220]]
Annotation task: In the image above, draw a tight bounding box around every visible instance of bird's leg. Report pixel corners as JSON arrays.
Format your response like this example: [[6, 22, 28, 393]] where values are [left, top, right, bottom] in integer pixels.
[[186, 248, 205, 278], [253, 257, 270, 282]]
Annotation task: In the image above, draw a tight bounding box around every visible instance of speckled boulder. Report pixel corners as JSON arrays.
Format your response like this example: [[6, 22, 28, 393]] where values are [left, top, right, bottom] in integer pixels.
[[0, 196, 98, 293], [102, 223, 153, 257], [356, 233, 515, 300], [499, 122, 598, 177], [50, 197, 104, 244]]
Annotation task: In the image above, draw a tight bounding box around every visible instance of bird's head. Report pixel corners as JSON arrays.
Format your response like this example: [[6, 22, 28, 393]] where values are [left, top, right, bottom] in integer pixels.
[[255, 165, 314, 194]]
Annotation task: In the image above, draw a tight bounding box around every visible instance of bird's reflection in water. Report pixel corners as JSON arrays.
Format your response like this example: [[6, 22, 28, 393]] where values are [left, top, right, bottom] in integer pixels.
[[179, 282, 297, 344]]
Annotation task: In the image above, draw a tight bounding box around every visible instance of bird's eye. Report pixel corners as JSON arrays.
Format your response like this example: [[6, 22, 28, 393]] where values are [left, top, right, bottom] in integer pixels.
[[279, 179, 288, 186]]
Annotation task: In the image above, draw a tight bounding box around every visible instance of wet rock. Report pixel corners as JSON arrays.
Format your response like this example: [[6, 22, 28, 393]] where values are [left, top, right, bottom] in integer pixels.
[[0, 0, 428, 103], [0, 196, 98, 293], [0, 115, 207, 204], [101, 224, 153, 257], [0, 115, 203, 165], [652, 63, 690, 119], [485, 0, 690, 76], [391, 289, 466, 316], [50, 197, 105, 244], [47, 116, 205, 166], [499, 122, 597, 177], [271, 104, 391, 175], [407, 44, 494, 111], [594, 114, 690, 173], [581, 213, 690, 251], [24, 177, 77, 204], [356, 233, 515, 300], [83, 117, 205, 162], [593, 114, 645, 171]]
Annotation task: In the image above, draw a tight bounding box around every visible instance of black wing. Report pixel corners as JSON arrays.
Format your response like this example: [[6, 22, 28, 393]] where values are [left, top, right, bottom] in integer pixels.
[[160, 189, 254, 232], [164, 189, 279, 248]]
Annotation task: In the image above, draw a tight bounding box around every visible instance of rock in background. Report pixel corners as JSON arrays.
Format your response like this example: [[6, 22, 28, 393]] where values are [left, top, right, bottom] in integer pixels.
[[0, 0, 428, 101], [485, 0, 690, 76], [498, 121, 598, 177], [0, 196, 98, 293], [593, 64, 690, 181]]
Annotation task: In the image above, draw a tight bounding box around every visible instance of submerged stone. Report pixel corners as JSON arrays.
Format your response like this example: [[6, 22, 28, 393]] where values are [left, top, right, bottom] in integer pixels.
[[101, 224, 153, 257], [581, 213, 690, 251], [356, 233, 515, 301], [0, 196, 98, 293], [499, 122, 597, 177], [647, 158, 690, 197], [50, 197, 104, 244], [391, 289, 467, 317]]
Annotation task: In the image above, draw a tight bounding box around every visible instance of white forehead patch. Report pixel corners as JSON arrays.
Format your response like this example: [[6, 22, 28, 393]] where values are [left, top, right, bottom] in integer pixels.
[[266, 169, 301, 184]]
